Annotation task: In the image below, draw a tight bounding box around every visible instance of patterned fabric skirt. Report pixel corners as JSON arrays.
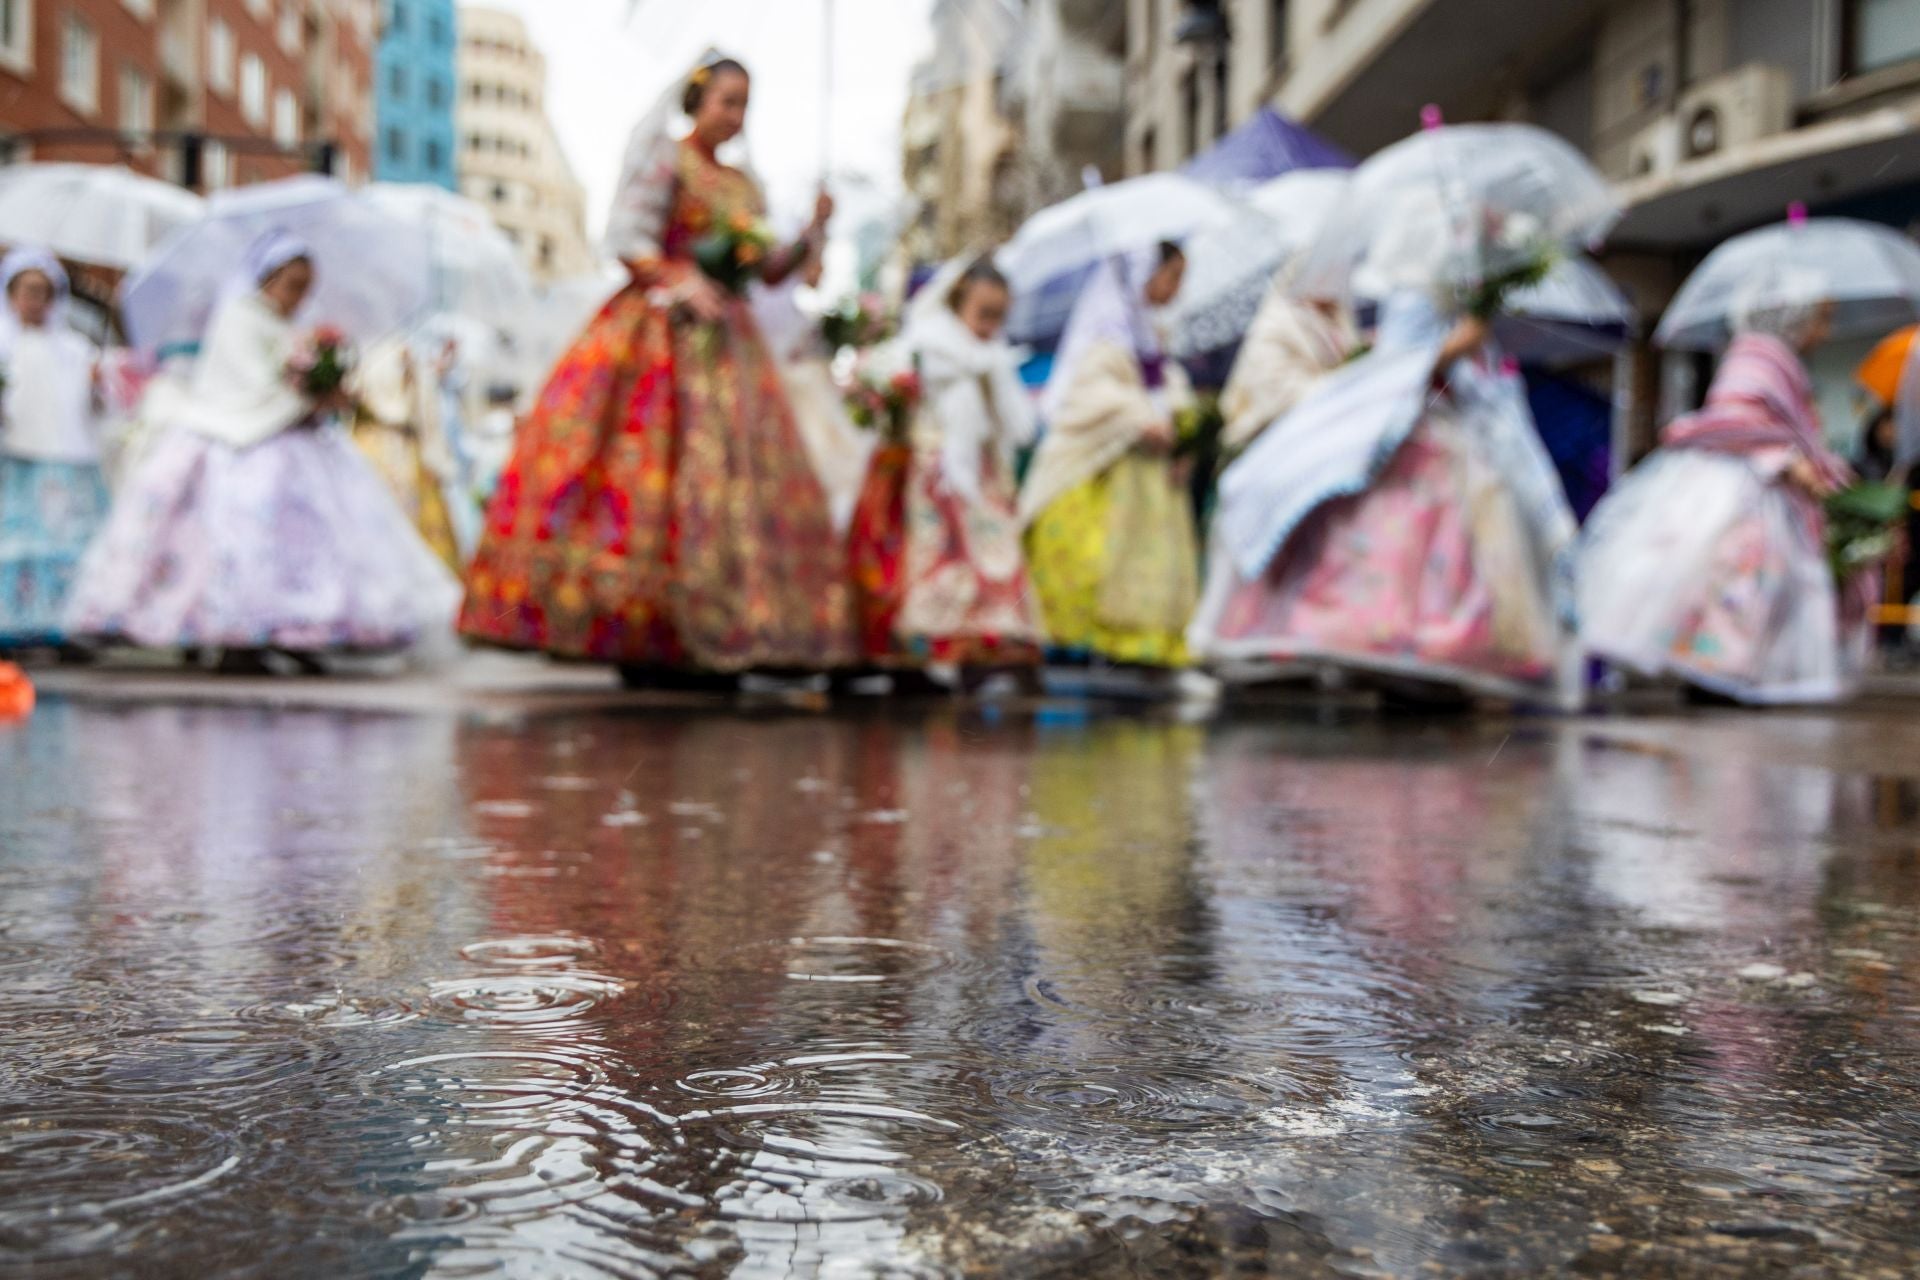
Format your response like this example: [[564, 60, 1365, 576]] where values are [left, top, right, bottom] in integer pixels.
[[65, 425, 461, 653], [1025, 453, 1197, 668], [1194, 416, 1565, 698], [1580, 449, 1872, 704], [351, 419, 463, 576], [847, 441, 1044, 667], [0, 457, 110, 646], [459, 286, 856, 671]]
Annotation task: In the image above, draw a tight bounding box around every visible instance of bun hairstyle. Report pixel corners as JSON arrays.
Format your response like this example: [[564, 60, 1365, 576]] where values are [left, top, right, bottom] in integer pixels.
[[947, 256, 1010, 312], [683, 57, 748, 115]]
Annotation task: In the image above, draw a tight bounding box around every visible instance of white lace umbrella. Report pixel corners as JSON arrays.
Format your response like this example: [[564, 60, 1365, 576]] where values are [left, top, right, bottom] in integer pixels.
[[1164, 169, 1350, 359], [123, 175, 433, 354], [1654, 214, 1920, 351], [1291, 122, 1621, 302], [0, 163, 205, 271], [1001, 172, 1243, 343], [363, 183, 537, 331]]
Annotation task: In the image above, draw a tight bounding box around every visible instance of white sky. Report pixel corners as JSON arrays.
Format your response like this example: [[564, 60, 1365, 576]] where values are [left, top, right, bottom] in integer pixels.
[[462, 0, 936, 240]]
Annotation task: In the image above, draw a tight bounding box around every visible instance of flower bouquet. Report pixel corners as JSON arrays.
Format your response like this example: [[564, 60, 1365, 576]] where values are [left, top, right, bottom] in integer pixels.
[[820, 293, 893, 353], [1457, 211, 1558, 321], [692, 212, 777, 296], [287, 326, 354, 399], [844, 345, 922, 445], [1172, 394, 1225, 461], [1825, 480, 1909, 582]]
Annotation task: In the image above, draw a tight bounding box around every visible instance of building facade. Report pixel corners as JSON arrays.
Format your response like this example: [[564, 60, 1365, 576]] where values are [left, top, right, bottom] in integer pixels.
[[374, 0, 455, 187], [1123, 0, 1292, 175], [454, 6, 592, 281], [0, 0, 374, 191], [900, 0, 1127, 267]]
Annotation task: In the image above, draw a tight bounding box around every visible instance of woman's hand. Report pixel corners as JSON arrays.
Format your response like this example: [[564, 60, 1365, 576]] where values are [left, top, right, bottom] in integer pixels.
[[1438, 316, 1492, 367], [678, 275, 730, 324], [1786, 455, 1837, 499], [810, 188, 835, 233], [1138, 420, 1176, 454]]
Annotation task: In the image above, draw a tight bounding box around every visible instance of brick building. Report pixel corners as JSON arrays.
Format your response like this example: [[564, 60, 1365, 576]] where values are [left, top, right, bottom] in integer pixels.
[[0, 0, 375, 191]]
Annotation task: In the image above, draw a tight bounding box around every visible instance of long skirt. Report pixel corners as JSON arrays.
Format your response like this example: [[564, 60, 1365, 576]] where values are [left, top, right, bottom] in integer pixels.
[[1191, 415, 1567, 699], [64, 424, 461, 653], [847, 440, 1045, 667], [1025, 453, 1197, 668], [1579, 449, 1873, 704], [459, 287, 855, 671], [351, 419, 463, 575], [0, 457, 110, 646]]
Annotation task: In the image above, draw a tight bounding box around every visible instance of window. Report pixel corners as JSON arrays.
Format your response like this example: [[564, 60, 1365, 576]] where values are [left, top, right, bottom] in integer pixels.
[[386, 126, 405, 162], [205, 139, 232, 190], [245, 0, 270, 19], [278, 3, 300, 53], [429, 13, 446, 45], [426, 76, 445, 108], [424, 138, 442, 170], [1181, 66, 1200, 159], [466, 132, 482, 151], [388, 64, 406, 98], [539, 236, 554, 269], [1850, 0, 1920, 72], [208, 18, 235, 95], [389, 0, 406, 33], [241, 52, 267, 126], [274, 87, 299, 145], [122, 0, 156, 18], [61, 14, 100, 115], [1270, 0, 1290, 72], [468, 81, 483, 100], [491, 180, 508, 203], [0, 0, 31, 75], [119, 65, 153, 134]]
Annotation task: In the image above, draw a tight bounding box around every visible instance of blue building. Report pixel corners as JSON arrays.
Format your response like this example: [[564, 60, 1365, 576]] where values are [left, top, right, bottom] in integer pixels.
[[375, 0, 459, 189]]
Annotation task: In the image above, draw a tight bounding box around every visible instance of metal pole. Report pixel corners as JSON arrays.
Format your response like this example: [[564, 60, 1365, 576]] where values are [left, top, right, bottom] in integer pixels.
[[821, 0, 835, 181]]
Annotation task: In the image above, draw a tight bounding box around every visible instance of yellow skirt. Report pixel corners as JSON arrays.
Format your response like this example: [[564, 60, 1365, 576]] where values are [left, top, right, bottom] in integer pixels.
[[1024, 454, 1195, 667], [352, 420, 462, 577]]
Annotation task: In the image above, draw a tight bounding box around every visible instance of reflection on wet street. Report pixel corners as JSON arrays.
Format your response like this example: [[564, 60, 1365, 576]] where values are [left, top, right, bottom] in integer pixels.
[[4, 700, 1919, 1277]]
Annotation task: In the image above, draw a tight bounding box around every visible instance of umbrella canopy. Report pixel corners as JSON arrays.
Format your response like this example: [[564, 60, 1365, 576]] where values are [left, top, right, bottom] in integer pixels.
[[123, 175, 434, 354], [1164, 170, 1350, 359], [1497, 255, 1637, 364], [0, 163, 205, 271], [1654, 216, 1920, 351], [362, 183, 537, 330], [1291, 122, 1620, 302], [1181, 107, 1352, 187], [1001, 173, 1242, 347]]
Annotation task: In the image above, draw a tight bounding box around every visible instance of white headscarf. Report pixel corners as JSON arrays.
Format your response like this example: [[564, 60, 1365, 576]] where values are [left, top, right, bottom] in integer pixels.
[[1041, 247, 1166, 426], [1730, 266, 1830, 349], [605, 49, 748, 263], [906, 257, 1037, 506], [0, 245, 99, 463], [164, 231, 317, 449]]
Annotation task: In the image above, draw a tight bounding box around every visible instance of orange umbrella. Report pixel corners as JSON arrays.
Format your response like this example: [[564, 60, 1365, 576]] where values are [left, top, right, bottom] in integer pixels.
[[1857, 325, 1917, 406], [0, 662, 33, 721]]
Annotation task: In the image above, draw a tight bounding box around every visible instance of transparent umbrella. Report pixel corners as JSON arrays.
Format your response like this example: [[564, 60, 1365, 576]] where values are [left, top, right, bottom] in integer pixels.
[[123, 176, 434, 354], [1001, 172, 1243, 343], [362, 183, 537, 331], [1290, 122, 1621, 302], [0, 163, 205, 271], [1654, 214, 1920, 351], [1164, 169, 1350, 358], [1499, 255, 1637, 363]]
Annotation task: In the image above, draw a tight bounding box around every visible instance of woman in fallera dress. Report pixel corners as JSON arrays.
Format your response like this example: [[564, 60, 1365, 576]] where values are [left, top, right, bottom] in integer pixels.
[[63, 232, 460, 672], [1021, 242, 1200, 671], [0, 247, 109, 655], [846, 258, 1046, 687], [459, 54, 856, 684], [1580, 278, 1875, 704]]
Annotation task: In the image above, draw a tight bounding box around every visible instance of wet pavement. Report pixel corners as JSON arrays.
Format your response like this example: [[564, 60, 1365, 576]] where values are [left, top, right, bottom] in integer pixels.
[[3, 685, 1920, 1277]]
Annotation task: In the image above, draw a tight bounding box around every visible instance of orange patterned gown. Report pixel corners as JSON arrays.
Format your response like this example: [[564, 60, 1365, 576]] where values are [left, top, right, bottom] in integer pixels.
[[460, 139, 855, 671]]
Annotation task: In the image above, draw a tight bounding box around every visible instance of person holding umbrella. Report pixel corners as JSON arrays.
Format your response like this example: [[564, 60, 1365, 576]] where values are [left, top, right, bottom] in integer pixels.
[[0, 247, 109, 657], [1580, 211, 1920, 705], [1021, 242, 1200, 674], [65, 231, 460, 672]]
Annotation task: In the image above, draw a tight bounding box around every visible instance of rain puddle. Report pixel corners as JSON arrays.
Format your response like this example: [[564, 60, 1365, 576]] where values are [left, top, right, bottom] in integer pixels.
[[2, 702, 1918, 1276]]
